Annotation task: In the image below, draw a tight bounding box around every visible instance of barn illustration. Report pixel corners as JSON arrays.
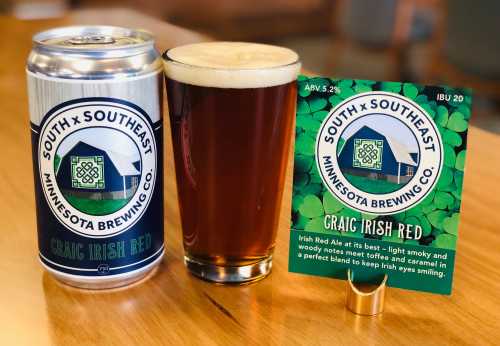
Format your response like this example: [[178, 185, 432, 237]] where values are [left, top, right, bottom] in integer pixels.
[[338, 126, 419, 184], [56, 141, 141, 200]]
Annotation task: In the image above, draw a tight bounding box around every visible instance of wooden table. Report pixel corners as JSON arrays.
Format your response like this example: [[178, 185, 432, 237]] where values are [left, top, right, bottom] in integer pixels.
[[0, 9, 499, 346]]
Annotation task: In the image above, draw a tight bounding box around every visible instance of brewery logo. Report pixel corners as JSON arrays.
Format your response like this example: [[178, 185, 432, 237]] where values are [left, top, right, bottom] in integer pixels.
[[316, 92, 443, 214], [38, 98, 157, 237]]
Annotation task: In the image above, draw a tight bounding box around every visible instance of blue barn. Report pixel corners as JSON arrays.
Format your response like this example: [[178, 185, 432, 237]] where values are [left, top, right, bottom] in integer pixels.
[[56, 141, 141, 200], [338, 126, 418, 184]]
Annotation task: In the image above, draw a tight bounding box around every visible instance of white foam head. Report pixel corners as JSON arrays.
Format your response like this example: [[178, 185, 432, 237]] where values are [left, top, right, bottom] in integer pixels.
[[163, 42, 301, 89]]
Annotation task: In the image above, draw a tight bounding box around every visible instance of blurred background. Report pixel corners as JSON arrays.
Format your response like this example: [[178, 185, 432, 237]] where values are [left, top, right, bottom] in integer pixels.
[[4, 0, 500, 132]]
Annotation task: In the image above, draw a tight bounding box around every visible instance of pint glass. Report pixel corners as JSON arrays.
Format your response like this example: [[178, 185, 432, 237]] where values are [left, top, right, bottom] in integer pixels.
[[163, 42, 300, 283]]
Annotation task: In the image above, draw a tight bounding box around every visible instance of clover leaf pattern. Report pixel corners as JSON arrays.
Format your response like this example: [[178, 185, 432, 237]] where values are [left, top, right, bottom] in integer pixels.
[[292, 77, 472, 250]]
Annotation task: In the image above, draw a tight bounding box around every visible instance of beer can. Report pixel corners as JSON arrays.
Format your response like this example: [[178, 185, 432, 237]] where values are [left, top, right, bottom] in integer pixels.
[[27, 26, 164, 289]]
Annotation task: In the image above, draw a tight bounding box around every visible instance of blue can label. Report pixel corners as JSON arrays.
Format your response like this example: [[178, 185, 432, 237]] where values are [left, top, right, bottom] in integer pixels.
[[31, 97, 164, 276]]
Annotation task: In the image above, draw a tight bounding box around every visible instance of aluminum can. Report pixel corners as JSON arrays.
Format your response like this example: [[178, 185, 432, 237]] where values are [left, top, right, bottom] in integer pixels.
[[27, 26, 164, 289]]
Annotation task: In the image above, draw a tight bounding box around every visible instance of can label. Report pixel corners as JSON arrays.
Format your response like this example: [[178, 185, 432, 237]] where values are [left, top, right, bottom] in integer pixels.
[[31, 97, 164, 276]]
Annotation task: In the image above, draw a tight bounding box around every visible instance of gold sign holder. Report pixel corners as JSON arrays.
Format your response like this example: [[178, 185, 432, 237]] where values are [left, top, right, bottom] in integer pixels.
[[345, 269, 388, 316]]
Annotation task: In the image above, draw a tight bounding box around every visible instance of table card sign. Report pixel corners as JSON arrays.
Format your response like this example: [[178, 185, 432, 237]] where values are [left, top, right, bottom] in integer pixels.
[[289, 77, 472, 294]]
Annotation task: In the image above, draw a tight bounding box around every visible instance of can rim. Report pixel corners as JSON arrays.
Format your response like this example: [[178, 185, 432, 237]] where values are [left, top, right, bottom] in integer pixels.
[[32, 25, 154, 52]]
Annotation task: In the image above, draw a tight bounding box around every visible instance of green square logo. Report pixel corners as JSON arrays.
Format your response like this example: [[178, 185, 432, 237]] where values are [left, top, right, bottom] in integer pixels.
[[353, 139, 383, 170], [71, 156, 105, 189]]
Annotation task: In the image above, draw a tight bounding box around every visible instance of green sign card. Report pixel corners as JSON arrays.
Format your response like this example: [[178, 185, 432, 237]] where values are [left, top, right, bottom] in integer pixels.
[[289, 76, 472, 294]]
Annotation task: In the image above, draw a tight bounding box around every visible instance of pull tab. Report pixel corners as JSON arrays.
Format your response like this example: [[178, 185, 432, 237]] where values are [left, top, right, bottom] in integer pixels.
[[66, 35, 116, 45]]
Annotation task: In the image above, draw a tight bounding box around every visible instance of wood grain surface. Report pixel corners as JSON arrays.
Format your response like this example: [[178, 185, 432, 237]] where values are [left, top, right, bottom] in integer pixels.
[[0, 10, 499, 346]]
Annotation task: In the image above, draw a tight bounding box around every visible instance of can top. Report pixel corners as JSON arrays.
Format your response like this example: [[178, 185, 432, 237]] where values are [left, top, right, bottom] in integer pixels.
[[33, 26, 153, 51], [28, 26, 161, 80]]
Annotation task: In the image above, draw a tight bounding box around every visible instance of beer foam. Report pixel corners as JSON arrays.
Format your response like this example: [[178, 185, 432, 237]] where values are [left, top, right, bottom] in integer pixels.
[[163, 42, 300, 88]]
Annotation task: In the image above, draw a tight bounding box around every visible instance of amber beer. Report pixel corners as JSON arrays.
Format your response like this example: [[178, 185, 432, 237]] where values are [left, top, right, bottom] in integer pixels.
[[163, 42, 300, 283]]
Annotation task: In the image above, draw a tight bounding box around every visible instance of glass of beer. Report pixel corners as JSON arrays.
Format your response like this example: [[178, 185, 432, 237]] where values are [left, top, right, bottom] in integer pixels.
[[163, 42, 300, 283]]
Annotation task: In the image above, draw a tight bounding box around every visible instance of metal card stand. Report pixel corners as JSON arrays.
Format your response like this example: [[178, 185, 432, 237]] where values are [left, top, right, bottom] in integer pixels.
[[345, 269, 388, 316]]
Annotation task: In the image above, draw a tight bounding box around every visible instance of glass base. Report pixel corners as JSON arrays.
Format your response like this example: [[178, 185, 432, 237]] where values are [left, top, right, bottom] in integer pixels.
[[184, 255, 273, 284]]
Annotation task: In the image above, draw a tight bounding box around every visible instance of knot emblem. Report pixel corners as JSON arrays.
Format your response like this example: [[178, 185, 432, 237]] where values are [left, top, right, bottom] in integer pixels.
[[70, 156, 105, 189]]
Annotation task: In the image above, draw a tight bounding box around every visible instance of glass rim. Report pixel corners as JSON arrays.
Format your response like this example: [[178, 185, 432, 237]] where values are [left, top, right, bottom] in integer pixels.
[[161, 48, 301, 72]]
